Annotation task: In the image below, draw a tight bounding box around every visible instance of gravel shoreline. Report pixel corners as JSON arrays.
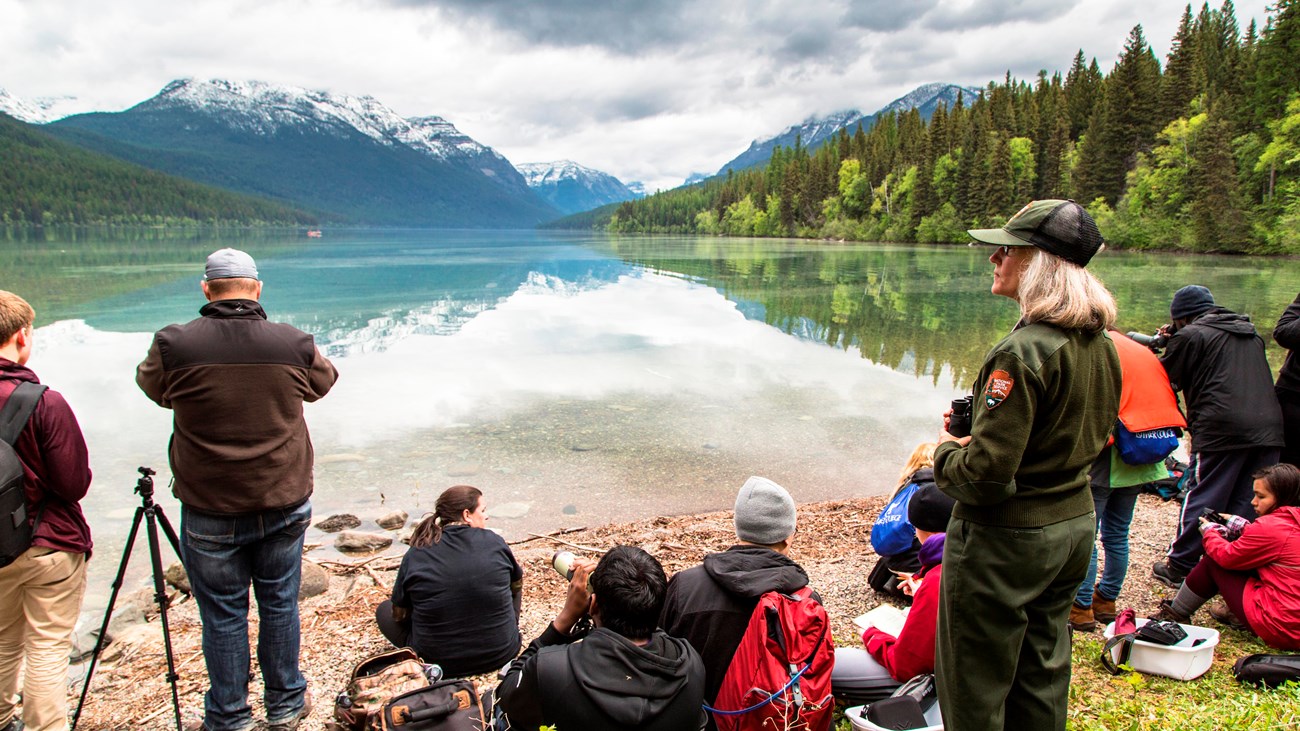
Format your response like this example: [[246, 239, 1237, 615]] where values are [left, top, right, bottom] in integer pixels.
[[72, 491, 1185, 730]]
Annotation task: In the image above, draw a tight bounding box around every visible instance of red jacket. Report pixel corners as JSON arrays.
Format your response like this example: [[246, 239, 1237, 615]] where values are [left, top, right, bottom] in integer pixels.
[[1203, 505, 1300, 650], [861, 535, 943, 682], [1, 357, 93, 555]]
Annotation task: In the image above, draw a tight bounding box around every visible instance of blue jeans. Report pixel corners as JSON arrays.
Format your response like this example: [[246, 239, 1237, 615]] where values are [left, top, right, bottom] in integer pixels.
[[181, 501, 312, 731], [1075, 484, 1140, 606]]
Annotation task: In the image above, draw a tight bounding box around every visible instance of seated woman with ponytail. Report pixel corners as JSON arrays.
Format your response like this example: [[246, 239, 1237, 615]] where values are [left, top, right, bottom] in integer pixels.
[[375, 485, 525, 676]]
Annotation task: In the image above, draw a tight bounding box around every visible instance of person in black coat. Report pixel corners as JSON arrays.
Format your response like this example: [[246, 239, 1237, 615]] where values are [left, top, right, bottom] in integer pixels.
[[494, 545, 706, 731], [376, 485, 523, 677], [1272, 291, 1300, 467], [1152, 285, 1284, 587]]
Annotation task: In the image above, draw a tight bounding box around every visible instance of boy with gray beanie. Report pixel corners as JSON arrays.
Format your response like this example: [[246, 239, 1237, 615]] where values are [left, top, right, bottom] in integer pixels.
[[659, 476, 818, 729]]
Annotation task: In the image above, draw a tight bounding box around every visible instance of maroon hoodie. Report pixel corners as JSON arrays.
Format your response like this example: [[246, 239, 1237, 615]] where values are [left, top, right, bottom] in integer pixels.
[[0, 357, 92, 555]]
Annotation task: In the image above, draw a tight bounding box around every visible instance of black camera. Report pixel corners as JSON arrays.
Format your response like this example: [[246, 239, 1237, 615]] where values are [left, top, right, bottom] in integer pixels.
[[1127, 330, 1169, 352], [1199, 507, 1227, 525], [948, 395, 973, 438]]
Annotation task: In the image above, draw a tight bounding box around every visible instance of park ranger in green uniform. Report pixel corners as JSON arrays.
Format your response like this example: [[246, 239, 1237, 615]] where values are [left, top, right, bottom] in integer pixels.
[[933, 200, 1122, 731]]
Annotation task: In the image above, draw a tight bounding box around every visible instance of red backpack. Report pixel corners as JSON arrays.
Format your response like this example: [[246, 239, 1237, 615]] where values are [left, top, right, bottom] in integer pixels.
[[708, 586, 835, 731]]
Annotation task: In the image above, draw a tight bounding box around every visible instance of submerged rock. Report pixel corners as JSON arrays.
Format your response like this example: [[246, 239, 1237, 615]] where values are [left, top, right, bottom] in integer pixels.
[[336, 531, 393, 553], [376, 510, 409, 530], [316, 514, 362, 533], [492, 502, 531, 520]]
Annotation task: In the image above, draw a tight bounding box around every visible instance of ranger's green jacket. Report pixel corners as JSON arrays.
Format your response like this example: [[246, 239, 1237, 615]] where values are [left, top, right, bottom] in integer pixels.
[[935, 322, 1121, 528]]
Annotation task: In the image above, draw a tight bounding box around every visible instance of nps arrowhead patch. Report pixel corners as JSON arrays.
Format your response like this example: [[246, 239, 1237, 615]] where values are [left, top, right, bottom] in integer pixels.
[[984, 370, 1014, 410]]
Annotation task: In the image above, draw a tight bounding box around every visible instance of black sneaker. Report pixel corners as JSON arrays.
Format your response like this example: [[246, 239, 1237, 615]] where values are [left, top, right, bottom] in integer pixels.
[[1152, 561, 1187, 589], [1, 717, 24, 731]]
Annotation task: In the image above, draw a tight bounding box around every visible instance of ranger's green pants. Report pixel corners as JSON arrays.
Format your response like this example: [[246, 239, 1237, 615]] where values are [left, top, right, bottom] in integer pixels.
[[936, 512, 1094, 731]]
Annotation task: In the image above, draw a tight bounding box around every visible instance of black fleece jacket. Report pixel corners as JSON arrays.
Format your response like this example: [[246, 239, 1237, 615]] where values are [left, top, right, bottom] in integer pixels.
[[495, 624, 705, 731], [1161, 307, 1283, 452]]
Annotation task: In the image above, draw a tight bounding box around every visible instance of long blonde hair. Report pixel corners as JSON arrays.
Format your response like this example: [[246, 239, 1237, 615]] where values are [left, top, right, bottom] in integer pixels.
[[891, 442, 936, 499], [1015, 249, 1117, 333]]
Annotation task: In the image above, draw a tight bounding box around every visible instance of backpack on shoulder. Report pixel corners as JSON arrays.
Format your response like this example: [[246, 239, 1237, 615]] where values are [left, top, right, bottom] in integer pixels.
[[870, 481, 922, 557], [1, 382, 48, 568], [330, 647, 442, 731], [708, 586, 835, 731]]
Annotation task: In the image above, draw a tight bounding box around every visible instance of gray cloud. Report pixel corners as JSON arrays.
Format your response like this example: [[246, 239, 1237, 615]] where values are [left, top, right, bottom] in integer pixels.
[[923, 0, 1078, 31], [389, 0, 703, 53], [843, 0, 942, 31]]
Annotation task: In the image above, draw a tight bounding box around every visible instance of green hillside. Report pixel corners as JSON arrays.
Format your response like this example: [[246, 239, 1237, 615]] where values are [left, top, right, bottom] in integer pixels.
[[580, 0, 1300, 254], [0, 112, 317, 226]]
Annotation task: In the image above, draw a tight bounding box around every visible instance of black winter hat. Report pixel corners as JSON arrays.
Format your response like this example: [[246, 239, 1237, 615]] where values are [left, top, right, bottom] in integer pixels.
[[1170, 285, 1215, 320], [908, 483, 956, 533]]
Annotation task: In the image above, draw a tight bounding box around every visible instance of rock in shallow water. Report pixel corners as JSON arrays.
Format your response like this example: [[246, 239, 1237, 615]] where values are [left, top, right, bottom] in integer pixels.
[[336, 530, 393, 553], [492, 502, 531, 519], [316, 514, 361, 532], [376, 510, 409, 530]]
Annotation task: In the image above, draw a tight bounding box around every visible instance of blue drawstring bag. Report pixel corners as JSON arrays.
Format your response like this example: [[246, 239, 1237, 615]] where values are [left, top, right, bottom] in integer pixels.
[[1114, 422, 1181, 465], [871, 481, 922, 556]]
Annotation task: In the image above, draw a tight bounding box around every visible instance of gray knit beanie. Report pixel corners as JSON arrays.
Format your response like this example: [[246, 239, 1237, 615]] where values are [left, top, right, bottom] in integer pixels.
[[734, 476, 797, 545]]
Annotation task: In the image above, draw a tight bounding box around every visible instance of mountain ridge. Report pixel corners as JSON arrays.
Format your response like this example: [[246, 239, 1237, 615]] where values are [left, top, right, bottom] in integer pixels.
[[716, 82, 980, 176], [47, 78, 558, 227], [516, 160, 641, 215]]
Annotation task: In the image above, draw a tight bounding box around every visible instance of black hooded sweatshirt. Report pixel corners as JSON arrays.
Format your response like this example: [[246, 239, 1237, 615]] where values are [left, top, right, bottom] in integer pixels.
[[658, 545, 812, 713], [1161, 307, 1284, 452], [496, 623, 706, 731]]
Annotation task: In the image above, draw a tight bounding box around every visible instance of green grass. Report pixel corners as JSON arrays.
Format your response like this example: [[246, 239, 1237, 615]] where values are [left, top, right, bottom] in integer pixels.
[[829, 626, 1300, 730]]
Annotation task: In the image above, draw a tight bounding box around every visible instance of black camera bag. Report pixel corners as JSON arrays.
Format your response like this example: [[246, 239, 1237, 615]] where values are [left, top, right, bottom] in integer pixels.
[[1232, 653, 1300, 688], [377, 678, 483, 731], [0, 382, 48, 568]]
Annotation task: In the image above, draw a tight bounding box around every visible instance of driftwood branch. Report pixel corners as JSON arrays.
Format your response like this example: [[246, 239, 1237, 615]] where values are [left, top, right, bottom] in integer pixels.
[[521, 532, 603, 553], [507, 527, 588, 546]]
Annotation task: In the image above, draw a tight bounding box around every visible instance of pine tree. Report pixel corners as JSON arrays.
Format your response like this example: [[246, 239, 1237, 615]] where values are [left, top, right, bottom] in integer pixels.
[[1253, 0, 1300, 125], [1163, 6, 1199, 116], [1188, 107, 1253, 250], [985, 135, 1015, 221], [1065, 51, 1103, 138]]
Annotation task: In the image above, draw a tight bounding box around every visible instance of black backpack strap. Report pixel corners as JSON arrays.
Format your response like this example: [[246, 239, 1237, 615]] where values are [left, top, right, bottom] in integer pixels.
[[1, 382, 47, 445], [1, 382, 50, 533]]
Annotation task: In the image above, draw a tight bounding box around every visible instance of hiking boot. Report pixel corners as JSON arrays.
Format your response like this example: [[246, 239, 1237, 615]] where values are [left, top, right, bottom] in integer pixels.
[[1149, 599, 1190, 624], [1069, 603, 1097, 632], [1092, 590, 1118, 624], [1151, 561, 1187, 589], [1209, 602, 1250, 632], [267, 690, 313, 731]]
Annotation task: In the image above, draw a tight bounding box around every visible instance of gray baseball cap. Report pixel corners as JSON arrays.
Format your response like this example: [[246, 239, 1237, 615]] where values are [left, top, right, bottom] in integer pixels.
[[204, 248, 259, 281]]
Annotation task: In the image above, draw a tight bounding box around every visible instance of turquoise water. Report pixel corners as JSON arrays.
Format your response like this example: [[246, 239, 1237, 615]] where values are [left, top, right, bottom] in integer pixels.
[[7, 228, 1300, 609]]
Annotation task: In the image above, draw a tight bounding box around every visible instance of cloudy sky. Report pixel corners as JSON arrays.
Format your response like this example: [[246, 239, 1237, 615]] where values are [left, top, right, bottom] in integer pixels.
[[0, 0, 1276, 191]]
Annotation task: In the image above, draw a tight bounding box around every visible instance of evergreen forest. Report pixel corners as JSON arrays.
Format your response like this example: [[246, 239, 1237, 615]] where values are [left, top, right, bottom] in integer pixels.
[[588, 1, 1300, 254], [0, 113, 317, 227]]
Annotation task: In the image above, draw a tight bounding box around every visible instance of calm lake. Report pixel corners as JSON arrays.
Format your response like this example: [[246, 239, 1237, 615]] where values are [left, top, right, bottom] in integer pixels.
[[6, 228, 1300, 611]]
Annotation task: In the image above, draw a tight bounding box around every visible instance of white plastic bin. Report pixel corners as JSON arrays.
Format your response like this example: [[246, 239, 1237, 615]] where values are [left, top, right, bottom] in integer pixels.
[[1103, 618, 1219, 680], [845, 702, 943, 731]]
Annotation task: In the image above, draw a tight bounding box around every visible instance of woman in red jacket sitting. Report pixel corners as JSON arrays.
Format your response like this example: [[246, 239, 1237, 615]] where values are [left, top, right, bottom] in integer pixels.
[[832, 483, 956, 704], [1153, 463, 1300, 650]]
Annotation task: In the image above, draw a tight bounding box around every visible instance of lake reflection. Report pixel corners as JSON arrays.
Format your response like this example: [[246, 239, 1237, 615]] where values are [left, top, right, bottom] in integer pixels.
[[8, 228, 1300, 611]]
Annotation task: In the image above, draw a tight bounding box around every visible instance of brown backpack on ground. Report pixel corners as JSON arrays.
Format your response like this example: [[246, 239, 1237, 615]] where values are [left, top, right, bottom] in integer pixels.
[[376, 678, 485, 731], [330, 648, 439, 731]]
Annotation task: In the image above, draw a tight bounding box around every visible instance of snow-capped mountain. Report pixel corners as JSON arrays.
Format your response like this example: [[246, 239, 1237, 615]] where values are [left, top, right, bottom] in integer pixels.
[[516, 160, 641, 215], [50, 78, 558, 227], [0, 88, 81, 124], [136, 78, 531, 196], [715, 83, 979, 177]]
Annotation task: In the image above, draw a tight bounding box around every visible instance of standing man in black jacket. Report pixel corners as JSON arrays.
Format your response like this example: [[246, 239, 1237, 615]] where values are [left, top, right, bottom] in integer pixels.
[[658, 476, 813, 728], [494, 545, 705, 731], [137, 249, 338, 731], [1272, 292, 1300, 467], [1152, 285, 1284, 587]]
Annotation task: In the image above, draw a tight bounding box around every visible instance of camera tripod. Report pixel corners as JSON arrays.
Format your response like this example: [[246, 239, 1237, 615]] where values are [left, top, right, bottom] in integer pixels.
[[72, 466, 184, 731]]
